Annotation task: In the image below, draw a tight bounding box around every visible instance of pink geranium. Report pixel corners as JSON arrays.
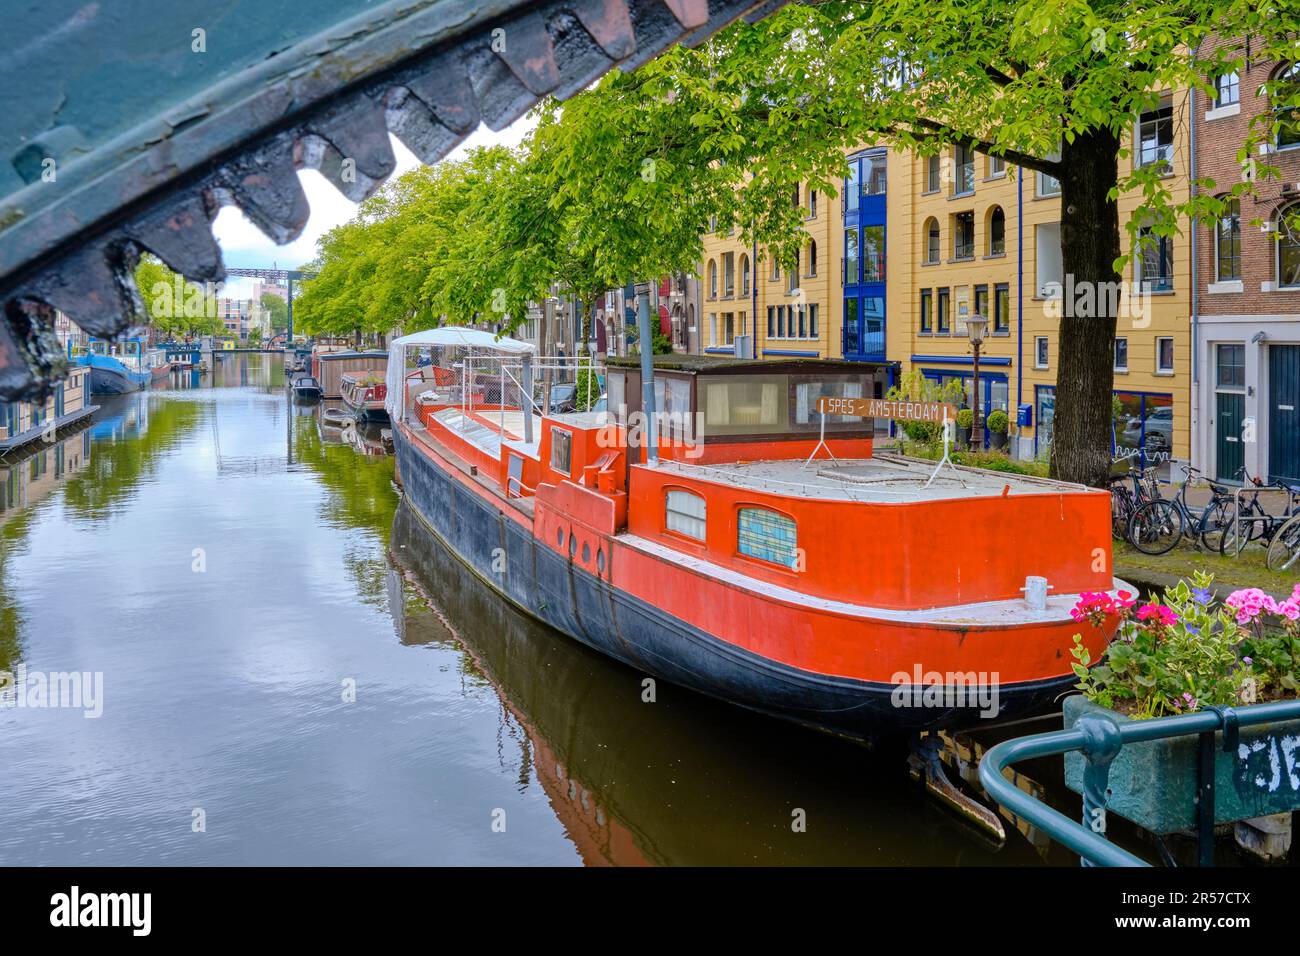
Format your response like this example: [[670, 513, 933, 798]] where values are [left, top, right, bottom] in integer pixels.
[[1136, 603, 1178, 628], [1225, 588, 1280, 625]]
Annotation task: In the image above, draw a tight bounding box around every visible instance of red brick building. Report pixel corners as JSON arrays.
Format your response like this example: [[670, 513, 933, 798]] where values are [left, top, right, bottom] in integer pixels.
[[1192, 36, 1300, 485]]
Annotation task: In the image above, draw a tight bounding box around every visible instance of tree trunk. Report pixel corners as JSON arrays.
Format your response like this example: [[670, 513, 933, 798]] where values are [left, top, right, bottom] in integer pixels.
[[1050, 127, 1122, 488]]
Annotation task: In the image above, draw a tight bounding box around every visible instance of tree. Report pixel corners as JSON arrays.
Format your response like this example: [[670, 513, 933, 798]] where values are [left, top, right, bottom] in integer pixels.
[[536, 1, 1299, 485], [261, 293, 288, 336]]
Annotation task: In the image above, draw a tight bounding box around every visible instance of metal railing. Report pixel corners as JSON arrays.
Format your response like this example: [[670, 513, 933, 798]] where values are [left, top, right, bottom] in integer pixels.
[[978, 698, 1300, 867]]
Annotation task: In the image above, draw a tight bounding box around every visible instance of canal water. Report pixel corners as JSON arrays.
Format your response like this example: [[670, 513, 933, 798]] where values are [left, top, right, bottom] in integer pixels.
[[0, 353, 1071, 866]]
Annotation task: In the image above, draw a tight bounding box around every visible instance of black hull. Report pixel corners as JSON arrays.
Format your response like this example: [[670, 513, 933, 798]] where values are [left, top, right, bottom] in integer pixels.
[[394, 428, 1074, 739]]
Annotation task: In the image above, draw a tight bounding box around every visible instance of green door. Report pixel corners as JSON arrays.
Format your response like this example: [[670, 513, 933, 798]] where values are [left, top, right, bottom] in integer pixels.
[[1216, 391, 1245, 482], [1270, 345, 1300, 484]]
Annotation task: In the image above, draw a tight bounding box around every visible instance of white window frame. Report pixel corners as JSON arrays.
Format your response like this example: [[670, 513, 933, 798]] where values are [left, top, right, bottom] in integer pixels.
[[665, 489, 707, 541], [1035, 336, 1049, 369]]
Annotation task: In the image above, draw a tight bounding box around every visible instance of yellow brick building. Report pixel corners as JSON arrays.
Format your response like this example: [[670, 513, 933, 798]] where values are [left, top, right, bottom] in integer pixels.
[[697, 90, 1194, 476]]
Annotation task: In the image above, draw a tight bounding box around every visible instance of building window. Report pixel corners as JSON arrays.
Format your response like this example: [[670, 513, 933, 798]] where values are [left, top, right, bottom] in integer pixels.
[[807, 240, 817, 276], [1279, 203, 1300, 287], [787, 250, 800, 293], [925, 218, 940, 264], [920, 288, 933, 333], [974, 284, 989, 325], [708, 260, 717, 299], [1035, 336, 1049, 369], [666, 489, 706, 541], [1037, 169, 1061, 197], [988, 154, 1006, 178], [862, 225, 884, 281], [809, 303, 818, 338], [807, 189, 817, 218], [953, 211, 975, 259], [1157, 337, 1174, 373], [737, 507, 798, 568], [770, 257, 780, 281], [846, 162, 860, 213], [994, 283, 1010, 333], [1274, 63, 1300, 149], [1214, 71, 1240, 108], [709, 313, 718, 346], [1137, 98, 1174, 170], [1114, 337, 1129, 372], [740, 254, 750, 295], [926, 154, 941, 192], [988, 206, 1005, 255], [550, 427, 572, 475], [1215, 197, 1241, 281], [1217, 343, 1245, 388], [865, 156, 887, 195], [767, 306, 775, 338], [937, 287, 951, 334], [1137, 227, 1174, 292], [953, 144, 975, 195], [724, 313, 735, 344], [844, 229, 859, 284], [723, 252, 735, 297]]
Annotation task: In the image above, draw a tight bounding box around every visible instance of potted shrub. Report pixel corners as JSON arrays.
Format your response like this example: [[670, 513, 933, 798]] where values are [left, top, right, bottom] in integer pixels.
[[955, 407, 973, 448], [1062, 574, 1300, 834], [986, 409, 1009, 451]]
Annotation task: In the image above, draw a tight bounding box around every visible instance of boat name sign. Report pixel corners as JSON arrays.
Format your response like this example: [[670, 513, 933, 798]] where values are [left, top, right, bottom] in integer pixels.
[[816, 397, 958, 423]]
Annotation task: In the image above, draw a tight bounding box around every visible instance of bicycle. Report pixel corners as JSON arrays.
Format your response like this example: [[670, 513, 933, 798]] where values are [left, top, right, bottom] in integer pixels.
[[1108, 467, 1160, 541], [1126, 466, 1241, 555], [1220, 476, 1300, 559], [1266, 493, 1300, 571]]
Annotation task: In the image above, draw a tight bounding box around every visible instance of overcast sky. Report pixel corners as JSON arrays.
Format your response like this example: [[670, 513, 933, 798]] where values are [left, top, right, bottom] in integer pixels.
[[213, 116, 536, 298]]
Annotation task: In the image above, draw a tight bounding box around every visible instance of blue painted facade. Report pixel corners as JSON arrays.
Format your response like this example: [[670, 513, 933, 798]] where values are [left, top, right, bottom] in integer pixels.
[[841, 148, 889, 364]]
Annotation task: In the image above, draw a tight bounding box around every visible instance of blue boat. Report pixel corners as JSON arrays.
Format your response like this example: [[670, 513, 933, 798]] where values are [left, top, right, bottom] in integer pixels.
[[69, 338, 154, 394]]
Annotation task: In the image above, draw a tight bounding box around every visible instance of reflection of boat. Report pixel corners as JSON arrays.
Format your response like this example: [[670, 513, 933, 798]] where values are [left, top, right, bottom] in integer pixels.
[[0, 365, 98, 453], [387, 328, 1126, 740], [340, 372, 389, 423], [292, 376, 323, 402], [321, 406, 352, 429]]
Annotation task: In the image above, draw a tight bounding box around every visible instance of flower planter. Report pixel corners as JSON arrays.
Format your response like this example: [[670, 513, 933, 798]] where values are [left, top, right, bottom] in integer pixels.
[[1063, 695, 1300, 834], [989, 431, 1007, 451]]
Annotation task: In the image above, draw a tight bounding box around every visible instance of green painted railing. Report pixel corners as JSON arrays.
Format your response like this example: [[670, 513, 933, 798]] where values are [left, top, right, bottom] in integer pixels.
[[978, 699, 1300, 867]]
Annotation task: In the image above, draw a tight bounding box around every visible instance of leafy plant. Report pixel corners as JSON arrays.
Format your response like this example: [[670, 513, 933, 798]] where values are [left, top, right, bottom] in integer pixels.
[[956, 407, 974, 430], [1070, 573, 1300, 718], [986, 409, 1008, 434], [887, 370, 963, 444]]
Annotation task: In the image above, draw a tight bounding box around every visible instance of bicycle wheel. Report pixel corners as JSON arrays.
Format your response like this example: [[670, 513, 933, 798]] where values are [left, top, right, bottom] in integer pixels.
[[1129, 500, 1184, 555], [1267, 513, 1300, 572], [1111, 487, 1134, 540], [1197, 498, 1233, 552], [1220, 516, 1252, 556]]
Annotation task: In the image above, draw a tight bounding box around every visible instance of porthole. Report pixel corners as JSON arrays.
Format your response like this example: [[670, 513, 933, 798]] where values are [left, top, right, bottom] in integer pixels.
[[569, 531, 577, 558], [596, 549, 606, 573], [582, 542, 591, 564], [556, 527, 564, 547]]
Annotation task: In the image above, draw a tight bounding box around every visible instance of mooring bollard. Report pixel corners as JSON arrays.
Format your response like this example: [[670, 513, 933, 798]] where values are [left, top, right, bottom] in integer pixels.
[[1076, 714, 1125, 868], [1021, 575, 1051, 611]]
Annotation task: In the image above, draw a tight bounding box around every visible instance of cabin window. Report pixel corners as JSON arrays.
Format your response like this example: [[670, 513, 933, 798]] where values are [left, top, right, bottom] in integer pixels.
[[550, 427, 572, 475], [737, 508, 798, 568], [665, 490, 706, 540], [703, 378, 785, 434]]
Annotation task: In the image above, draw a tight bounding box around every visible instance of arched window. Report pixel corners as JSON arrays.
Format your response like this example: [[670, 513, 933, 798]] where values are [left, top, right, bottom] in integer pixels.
[[740, 254, 750, 295], [988, 206, 1005, 256], [808, 189, 817, 218], [666, 489, 706, 540], [1275, 63, 1299, 149], [787, 249, 800, 292], [1215, 196, 1241, 281], [770, 255, 780, 281], [807, 240, 818, 276], [707, 260, 717, 298], [1279, 202, 1300, 288], [924, 217, 940, 264], [737, 507, 798, 568]]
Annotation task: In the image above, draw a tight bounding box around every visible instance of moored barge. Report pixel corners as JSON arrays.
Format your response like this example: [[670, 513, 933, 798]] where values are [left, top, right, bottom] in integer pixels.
[[385, 328, 1126, 738]]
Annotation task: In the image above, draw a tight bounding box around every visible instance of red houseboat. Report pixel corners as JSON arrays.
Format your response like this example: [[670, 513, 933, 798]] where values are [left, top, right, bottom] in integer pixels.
[[385, 328, 1126, 738]]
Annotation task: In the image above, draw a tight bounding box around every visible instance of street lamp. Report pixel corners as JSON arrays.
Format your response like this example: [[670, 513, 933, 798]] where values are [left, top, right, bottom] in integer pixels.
[[966, 313, 987, 449]]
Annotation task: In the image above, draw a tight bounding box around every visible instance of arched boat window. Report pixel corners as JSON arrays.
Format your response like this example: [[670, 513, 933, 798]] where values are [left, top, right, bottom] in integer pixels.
[[665, 489, 706, 541], [737, 507, 798, 568]]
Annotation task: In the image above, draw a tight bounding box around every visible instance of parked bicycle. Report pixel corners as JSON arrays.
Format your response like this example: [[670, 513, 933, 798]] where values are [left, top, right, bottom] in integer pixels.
[[1126, 465, 1242, 556], [1108, 467, 1161, 541], [1219, 476, 1300, 570]]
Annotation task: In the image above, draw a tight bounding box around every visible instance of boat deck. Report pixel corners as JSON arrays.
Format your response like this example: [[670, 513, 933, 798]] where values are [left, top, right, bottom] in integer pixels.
[[651, 454, 1093, 503]]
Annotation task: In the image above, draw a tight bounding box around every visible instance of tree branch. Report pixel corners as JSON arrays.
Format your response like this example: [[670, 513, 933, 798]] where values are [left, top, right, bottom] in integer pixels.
[[908, 119, 1062, 177]]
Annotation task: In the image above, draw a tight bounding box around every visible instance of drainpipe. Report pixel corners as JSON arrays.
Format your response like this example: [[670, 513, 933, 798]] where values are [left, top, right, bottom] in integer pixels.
[[1189, 73, 1201, 481], [752, 238, 759, 359], [634, 280, 658, 463], [1016, 162, 1025, 457]]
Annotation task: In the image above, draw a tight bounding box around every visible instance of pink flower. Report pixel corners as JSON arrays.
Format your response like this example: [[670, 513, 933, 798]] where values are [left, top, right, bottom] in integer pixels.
[[1278, 598, 1300, 622], [1225, 588, 1279, 624], [1136, 603, 1178, 627]]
